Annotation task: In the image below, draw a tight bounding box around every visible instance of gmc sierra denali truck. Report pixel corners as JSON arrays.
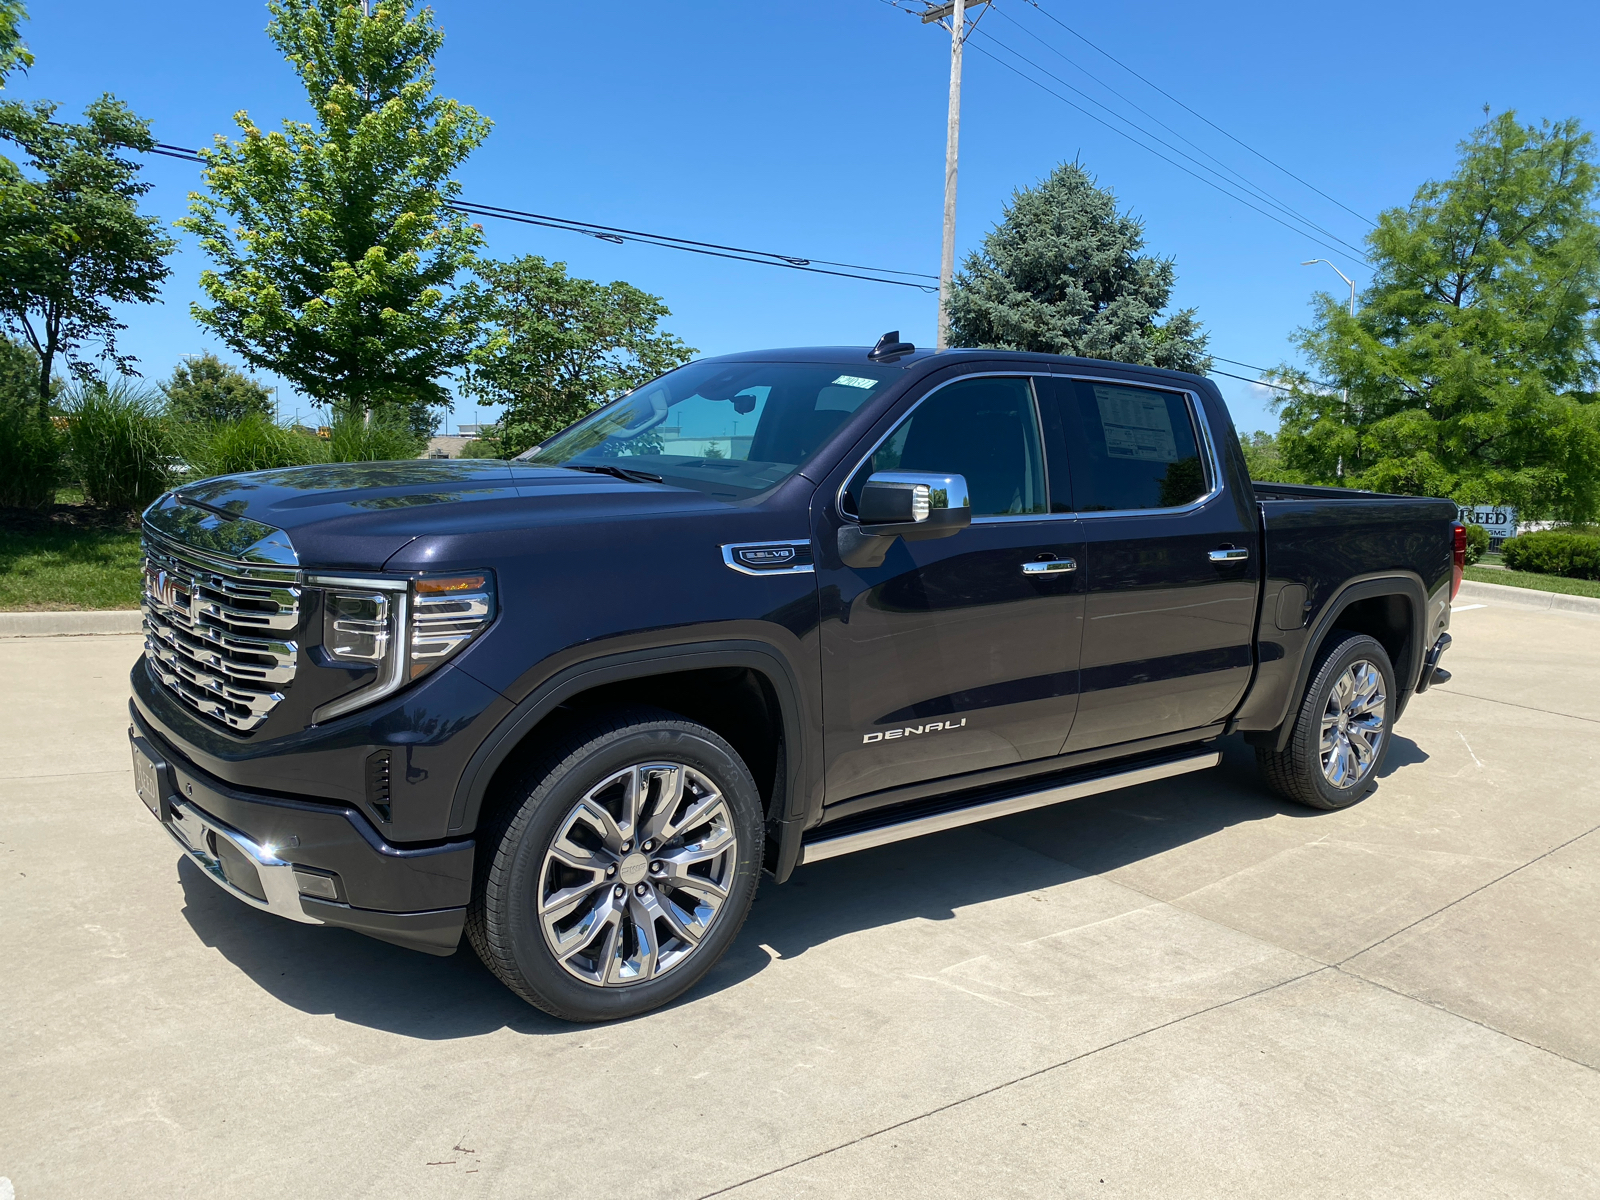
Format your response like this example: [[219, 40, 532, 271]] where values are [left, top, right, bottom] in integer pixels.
[[129, 336, 1462, 1021]]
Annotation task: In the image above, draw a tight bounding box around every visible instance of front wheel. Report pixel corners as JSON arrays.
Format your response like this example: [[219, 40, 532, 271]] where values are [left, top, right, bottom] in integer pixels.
[[467, 708, 764, 1021], [1256, 632, 1396, 810]]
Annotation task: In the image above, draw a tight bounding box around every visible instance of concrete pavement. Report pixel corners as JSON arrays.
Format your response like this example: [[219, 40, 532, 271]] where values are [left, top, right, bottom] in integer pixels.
[[1, 599, 1597, 1198]]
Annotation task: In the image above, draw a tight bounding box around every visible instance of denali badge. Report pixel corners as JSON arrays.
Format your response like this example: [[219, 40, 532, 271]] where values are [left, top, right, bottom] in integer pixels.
[[863, 718, 967, 744]]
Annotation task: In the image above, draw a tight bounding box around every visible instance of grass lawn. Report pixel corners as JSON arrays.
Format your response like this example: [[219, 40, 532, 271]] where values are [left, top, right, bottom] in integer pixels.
[[1463, 565, 1600, 600], [0, 499, 144, 611]]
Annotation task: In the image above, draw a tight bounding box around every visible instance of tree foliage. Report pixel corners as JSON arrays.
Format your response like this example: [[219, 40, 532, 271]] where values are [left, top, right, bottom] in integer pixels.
[[0, 96, 175, 414], [0, 0, 32, 87], [160, 352, 273, 424], [948, 161, 1211, 372], [1276, 112, 1600, 518], [180, 0, 490, 416], [464, 256, 696, 456]]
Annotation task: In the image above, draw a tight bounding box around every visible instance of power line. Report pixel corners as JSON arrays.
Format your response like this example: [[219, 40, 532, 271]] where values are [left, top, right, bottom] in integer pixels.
[[148, 142, 939, 292], [984, 7, 1364, 255], [965, 36, 1370, 266], [1018, 0, 1376, 229]]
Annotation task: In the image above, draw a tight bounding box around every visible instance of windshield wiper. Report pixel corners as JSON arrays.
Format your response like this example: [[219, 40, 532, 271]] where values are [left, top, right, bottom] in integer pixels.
[[564, 463, 664, 484]]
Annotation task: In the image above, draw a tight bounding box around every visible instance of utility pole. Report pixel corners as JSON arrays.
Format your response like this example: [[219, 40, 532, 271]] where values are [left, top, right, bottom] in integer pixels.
[[923, 0, 989, 349]]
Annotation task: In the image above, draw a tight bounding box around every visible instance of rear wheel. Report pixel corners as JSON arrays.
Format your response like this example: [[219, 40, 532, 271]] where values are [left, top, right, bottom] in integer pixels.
[[1256, 633, 1395, 810], [467, 708, 764, 1021]]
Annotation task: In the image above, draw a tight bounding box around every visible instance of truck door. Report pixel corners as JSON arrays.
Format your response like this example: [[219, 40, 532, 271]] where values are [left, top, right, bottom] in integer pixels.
[[816, 373, 1085, 805], [1037, 375, 1259, 752]]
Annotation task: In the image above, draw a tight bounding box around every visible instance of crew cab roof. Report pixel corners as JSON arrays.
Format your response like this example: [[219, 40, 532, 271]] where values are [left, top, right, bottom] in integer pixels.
[[701, 345, 1217, 393]]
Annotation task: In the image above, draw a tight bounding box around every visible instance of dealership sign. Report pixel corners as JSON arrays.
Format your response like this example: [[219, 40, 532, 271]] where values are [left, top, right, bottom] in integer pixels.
[[1457, 504, 1517, 540]]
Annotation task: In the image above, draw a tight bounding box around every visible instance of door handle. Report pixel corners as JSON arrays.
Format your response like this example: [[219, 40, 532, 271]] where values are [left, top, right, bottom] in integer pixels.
[[1022, 559, 1077, 574], [1208, 548, 1249, 562]]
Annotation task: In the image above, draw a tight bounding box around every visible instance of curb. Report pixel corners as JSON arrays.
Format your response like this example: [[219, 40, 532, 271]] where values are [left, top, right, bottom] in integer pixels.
[[0, 610, 145, 638], [1457, 578, 1600, 618]]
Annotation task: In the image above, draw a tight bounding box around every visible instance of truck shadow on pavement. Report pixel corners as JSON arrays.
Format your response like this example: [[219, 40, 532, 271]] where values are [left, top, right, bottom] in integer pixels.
[[177, 733, 1427, 1036]]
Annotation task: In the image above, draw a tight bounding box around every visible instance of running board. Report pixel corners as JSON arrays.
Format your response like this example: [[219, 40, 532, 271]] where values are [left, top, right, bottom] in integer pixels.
[[800, 750, 1222, 865]]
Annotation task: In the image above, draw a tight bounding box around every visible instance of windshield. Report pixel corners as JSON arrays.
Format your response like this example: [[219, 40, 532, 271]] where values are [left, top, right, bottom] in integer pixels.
[[522, 360, 899, 500]]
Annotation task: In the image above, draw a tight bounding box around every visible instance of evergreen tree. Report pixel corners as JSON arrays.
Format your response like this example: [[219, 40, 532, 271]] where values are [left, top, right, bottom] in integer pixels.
[[948, 161, 1210, 373], [1277, 112, 1600, 518], [160, 353, 273, 424], [180, 0, 490, 420]]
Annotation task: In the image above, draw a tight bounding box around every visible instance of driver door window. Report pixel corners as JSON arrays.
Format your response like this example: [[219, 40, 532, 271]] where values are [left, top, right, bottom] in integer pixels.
[[848, 376, 1048, 517]]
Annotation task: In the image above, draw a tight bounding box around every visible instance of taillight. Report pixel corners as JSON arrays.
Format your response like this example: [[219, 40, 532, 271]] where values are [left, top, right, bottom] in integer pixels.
[[1451, 522, 1466, 600]]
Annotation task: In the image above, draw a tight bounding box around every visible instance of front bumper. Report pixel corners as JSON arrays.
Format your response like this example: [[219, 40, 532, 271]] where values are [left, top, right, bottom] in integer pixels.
[[130, 711, 472, 956]]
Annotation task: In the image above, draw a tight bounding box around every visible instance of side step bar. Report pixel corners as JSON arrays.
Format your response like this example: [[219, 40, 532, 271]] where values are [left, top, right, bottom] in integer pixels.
[[800, 750, 1221, 865]]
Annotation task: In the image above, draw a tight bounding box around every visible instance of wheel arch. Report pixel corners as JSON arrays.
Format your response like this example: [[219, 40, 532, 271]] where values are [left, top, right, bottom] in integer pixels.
[[450, 641, 812, 878], [1266, 572, 1426, 753]]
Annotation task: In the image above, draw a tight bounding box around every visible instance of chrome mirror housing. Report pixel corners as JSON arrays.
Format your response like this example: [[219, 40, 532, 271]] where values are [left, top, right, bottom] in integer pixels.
[[839, 471, 972, 568]]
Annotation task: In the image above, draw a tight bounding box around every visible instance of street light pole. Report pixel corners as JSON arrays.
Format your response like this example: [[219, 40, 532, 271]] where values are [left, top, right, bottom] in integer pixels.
[[1302, 258, 1359, 483]]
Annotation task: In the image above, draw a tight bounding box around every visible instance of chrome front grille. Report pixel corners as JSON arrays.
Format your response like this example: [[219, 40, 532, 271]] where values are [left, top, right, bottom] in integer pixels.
[[141, 531, 301, 733]]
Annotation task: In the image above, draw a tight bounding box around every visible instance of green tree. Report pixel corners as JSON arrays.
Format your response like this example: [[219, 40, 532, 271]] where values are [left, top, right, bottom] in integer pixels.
[[180, 0, 490, 420], [1277, 111, 1600, 518], [1238, 429, 1305, 484], [0, 0, 33, 87], [160, 352, 273, 424], [0, 96, 175, 414], [948, 160, 1211, 372], [464, 256, 696, 456]]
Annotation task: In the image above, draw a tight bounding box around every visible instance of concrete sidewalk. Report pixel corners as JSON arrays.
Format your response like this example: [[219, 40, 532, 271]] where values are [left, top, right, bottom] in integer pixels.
[[0, 604, 1596, 1198]]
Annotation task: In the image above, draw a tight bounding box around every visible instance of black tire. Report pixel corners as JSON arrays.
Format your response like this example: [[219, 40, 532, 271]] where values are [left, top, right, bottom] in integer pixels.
[[1256, 633, 1396, 811], [467, 707, 764, 1022]]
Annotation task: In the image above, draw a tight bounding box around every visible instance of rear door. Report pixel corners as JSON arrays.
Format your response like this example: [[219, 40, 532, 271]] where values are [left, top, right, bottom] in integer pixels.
[[1038, 374, 1259, 752], [816, 372, 1085, 804]]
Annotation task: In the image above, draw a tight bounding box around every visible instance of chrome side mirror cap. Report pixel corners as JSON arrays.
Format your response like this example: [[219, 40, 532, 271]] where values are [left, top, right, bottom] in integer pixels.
[[840, 471, 971, 568]]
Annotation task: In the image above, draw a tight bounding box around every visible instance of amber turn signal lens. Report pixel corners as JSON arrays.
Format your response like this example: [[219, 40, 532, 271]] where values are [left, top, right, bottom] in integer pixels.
[[415, 573, 487, 594]]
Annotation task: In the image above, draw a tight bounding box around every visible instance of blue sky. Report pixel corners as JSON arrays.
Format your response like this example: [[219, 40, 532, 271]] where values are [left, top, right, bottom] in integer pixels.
[[11, 0, 1600, 435]]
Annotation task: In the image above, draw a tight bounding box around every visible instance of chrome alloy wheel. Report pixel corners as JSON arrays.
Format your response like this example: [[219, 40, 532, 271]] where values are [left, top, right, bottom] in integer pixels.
[[1320, 659, 1387, 789], [538, 762, 737, 987]]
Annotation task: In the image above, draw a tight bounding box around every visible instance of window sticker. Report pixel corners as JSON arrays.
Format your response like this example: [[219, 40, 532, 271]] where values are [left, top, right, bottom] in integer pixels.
[[832, 375, 880, 389], [1093, 385, 1180, 462]]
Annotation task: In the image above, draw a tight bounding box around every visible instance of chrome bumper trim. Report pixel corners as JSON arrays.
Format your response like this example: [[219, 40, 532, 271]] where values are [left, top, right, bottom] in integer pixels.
[[160, 796, 323, 925]]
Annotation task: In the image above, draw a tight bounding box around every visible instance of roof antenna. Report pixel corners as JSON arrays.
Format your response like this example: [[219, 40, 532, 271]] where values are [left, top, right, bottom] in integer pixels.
[[868, 330, 915, 362]]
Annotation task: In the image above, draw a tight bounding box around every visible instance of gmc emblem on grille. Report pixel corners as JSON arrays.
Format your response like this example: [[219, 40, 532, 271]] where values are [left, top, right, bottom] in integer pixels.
[[145, 565, 183, 612]]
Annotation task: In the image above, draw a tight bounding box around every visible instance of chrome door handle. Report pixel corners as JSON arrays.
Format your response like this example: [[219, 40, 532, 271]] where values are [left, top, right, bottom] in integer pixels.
[[1022, 559, 1077, 574], [1208, 548, 1249, 562]]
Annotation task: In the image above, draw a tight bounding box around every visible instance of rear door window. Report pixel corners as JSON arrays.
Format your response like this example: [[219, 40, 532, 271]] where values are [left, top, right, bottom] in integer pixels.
[[1056, 380, 1208, 512]]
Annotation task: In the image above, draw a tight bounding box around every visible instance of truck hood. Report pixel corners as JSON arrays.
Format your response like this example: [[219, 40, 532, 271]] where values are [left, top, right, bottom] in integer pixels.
[[158, 460, 731, 571]]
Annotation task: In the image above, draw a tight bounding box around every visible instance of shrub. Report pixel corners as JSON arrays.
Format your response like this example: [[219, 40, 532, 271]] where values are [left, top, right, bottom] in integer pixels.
[[183, 412, 321, 478], [1499, 531, 1600, 580], [1463, 523, 1490, 565], [0, 400, 63, 509], [61, 380, 173, 510]]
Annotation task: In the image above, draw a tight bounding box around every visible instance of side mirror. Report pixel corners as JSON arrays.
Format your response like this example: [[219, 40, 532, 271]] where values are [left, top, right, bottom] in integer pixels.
[[839, 471, 971, 568]]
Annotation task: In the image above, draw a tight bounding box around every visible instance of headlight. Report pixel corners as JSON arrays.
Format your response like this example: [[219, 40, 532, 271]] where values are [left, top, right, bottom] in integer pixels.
[[310, 571, 495, 723]]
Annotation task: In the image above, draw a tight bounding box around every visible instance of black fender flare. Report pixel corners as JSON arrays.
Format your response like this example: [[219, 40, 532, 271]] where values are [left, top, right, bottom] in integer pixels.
[[1268, 571, 1428, 753], [448, 639, 814, 879]]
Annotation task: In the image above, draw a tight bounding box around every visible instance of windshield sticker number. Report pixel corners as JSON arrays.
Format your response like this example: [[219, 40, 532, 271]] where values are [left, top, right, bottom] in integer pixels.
[[832, 375, 880, 390]]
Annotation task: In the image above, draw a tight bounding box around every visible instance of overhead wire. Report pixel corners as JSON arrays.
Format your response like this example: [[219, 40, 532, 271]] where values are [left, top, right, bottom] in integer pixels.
[[984, 6, 1364, 254], [149, 142, 939, 291], [965, 35, 1370, 266], [1019, 0, 1376, 229], [147, 141, 1311, 395]]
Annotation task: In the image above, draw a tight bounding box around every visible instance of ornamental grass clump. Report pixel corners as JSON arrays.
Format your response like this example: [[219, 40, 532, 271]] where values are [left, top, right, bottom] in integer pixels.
[[182, 412, 322, 478], [61, 380, 173, 510]]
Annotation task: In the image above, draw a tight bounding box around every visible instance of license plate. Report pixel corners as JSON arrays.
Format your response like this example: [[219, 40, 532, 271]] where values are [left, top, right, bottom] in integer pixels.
[[131, 738, 168, 820]]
